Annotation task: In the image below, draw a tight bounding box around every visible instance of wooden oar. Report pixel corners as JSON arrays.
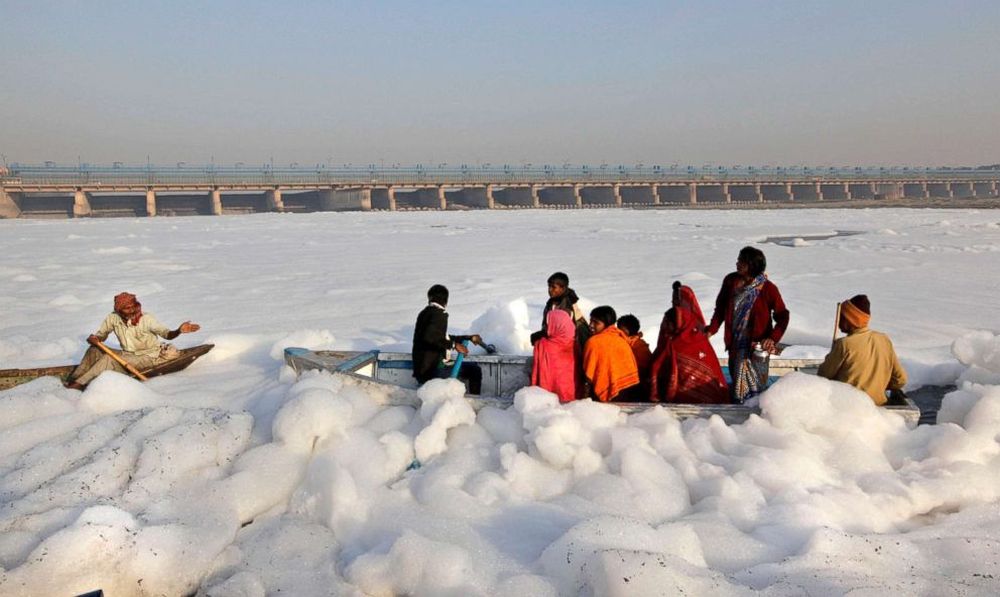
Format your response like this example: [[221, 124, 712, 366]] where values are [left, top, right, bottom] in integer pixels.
[[91, 340, 148, 381], [832, 302, 842, 346]]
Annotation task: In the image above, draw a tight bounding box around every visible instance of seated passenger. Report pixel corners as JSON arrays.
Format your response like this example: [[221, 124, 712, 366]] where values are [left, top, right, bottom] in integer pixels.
[[583, 306, 640, 402], [531, 308, 577, 403], [412, 284, 483, 394], [648, 284, 729, 404], [616, 313, 652, 390], [818, 294, 907, 406], [649, 307, 729, 404]]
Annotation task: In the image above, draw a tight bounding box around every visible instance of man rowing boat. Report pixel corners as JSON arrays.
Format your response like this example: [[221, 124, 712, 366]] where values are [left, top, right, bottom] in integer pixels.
[[64, 292, 201, 390]]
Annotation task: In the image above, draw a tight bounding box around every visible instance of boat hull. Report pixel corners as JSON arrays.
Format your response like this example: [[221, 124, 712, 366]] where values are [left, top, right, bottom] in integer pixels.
[[284, 347, 923, 427]]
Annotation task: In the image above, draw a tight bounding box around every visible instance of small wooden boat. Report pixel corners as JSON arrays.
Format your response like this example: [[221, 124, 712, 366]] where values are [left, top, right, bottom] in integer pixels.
[[284, 347, 923, 427], [0, 344, 215, 391]]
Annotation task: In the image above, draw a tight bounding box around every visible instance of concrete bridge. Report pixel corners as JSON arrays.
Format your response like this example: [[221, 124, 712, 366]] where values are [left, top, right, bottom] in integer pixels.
[[1, 164, 997, 218]]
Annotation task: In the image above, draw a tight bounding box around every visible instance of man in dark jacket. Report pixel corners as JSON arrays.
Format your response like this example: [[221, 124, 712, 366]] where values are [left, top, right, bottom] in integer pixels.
[[412, 284, 483, 394]]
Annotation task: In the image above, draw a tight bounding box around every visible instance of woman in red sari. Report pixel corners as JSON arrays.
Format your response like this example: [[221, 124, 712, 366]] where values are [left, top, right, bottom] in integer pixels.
[[649, 282, 728, 404], [531, 308, 578, 403]]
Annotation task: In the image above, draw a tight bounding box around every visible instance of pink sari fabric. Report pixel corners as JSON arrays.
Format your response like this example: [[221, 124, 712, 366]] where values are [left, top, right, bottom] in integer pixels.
[[532, 308, 578, 403]]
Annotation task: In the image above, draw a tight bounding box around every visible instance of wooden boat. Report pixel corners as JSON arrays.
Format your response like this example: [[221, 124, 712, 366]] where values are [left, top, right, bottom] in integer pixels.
[[0, 344, 215, 391], [284, 347, 923, 427]]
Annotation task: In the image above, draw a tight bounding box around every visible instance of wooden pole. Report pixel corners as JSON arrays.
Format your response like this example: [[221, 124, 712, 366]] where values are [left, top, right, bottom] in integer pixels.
[[92, 340, 148, 381], [832, 303, 842, 346]]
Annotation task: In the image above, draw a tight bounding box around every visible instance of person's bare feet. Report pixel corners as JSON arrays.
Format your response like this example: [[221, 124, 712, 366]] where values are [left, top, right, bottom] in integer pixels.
[[64, 380, 85, 391]]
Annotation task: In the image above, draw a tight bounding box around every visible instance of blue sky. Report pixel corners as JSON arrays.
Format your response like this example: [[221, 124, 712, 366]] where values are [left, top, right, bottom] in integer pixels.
[[2, 0, 998, 166]]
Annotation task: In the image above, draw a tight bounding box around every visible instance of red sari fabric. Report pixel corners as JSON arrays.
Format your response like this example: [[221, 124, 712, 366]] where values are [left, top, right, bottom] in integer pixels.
[[650, 299, 729, 404], [532, 309, 578, 403], [673, 284, 706, 328]]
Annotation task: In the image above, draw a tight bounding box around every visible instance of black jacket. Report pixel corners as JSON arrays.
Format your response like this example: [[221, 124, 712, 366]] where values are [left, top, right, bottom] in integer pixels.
[[412, 304, 470, 383]]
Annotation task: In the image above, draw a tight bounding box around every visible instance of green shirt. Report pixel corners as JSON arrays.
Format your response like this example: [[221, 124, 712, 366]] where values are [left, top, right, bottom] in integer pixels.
[[95, 312, 171, 356]]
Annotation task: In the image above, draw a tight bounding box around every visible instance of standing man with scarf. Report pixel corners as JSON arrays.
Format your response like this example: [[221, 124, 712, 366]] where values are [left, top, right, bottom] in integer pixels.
[[64, 292, 201, 390], [707, 247, 790, 403], [818, 295, 907, 405]]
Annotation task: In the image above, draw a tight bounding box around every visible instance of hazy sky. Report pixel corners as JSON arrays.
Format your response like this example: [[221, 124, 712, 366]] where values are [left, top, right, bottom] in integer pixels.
[[2, 0, 998, 167]]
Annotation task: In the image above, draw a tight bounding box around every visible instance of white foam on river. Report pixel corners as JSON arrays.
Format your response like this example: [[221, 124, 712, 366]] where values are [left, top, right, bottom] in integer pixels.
[[1, 208, 999, 595]]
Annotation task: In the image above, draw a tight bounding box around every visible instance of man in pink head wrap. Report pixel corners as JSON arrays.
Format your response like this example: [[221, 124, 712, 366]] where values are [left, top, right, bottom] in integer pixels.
[[64, 292, 201, 389]]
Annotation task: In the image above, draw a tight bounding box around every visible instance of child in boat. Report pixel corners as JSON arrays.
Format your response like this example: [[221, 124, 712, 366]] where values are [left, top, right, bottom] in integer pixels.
[[531, 308, 577, 403], [529, 272, 590, 348], [616, 314, 652, 381], [411, 284, 484, 394], [583, 306, 640, 402], [817, 294, 908, 405], [65, 292, 201, 390], [649, 282, 728, 404]]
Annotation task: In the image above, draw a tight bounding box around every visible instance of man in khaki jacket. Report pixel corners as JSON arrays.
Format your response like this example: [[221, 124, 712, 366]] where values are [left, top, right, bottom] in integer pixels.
[[65, 292, 200, 389], [818, 295, 907, 406]]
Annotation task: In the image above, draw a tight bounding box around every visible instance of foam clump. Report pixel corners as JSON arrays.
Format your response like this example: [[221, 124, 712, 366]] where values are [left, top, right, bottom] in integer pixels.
[[272, 376, 360, 453], [540, 517, 724, 595], [761, 372, 904, 438], [469, 299, 533, 354], [345, 530, 484, 596], [414, 378, 476, 462], [952, 330, 1000, 385], [79, 371, 161, 414]]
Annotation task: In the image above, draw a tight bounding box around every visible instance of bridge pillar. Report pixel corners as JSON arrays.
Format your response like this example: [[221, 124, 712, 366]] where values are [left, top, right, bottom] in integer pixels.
[[613, 184, 622, 207], [265, 189, 284, 212], [722, 183, 732, 203], [209, 189, 223, 215], [754, 183, 763, 203], [921, 182, 929, 198], [73, 189, 92, 217], [843, 183, 852, 200], [0, 189, 21, 218], [650, 184, 661, 205], [145, 190, 157, 217], [387, 187, 397, 211], [815, 182, 823, 201], [946, 183, 955, 198], [869, 182, 878, 197], [438, 185, 447, 210], [573, 185, 583, 208], [531, 185, 541, 208], [687, 183, 697, 204], [486, 184, 495, 209], [992, 181, 998, 197], [319, 188, 372, 211], [785, 182, 794, 201]]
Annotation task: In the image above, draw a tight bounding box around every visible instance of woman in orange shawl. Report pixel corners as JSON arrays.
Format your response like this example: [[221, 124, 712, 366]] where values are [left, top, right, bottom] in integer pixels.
[[649, 283, 728, 404], [531, 308, 578, 403]]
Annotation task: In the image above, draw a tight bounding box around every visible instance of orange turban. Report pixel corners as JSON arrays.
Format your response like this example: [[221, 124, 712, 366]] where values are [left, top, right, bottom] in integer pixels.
[[840, 299, 870, 330]]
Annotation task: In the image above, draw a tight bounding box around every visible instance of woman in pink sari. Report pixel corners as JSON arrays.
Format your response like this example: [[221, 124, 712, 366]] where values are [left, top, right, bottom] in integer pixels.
[[531, 308, 578, 403]]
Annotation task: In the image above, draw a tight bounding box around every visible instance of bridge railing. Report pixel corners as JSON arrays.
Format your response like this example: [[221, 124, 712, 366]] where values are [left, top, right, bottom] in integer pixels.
[[3, 164, 998, 186]]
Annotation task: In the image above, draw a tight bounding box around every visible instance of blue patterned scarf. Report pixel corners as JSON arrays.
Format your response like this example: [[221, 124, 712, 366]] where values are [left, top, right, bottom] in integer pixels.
[[730, 274, 768, 403]]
